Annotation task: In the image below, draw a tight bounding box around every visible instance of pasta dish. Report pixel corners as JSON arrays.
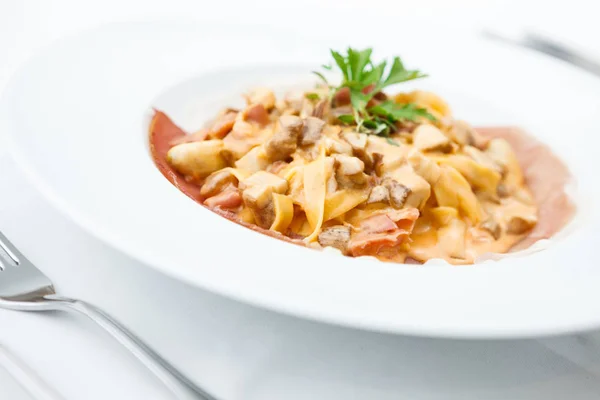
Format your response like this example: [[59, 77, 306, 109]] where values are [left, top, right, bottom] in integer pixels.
[[149, 48, 573, 264]]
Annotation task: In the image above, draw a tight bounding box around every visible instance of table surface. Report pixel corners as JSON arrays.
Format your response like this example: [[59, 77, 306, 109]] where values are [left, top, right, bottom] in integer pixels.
[[1, 1, 600, 399]]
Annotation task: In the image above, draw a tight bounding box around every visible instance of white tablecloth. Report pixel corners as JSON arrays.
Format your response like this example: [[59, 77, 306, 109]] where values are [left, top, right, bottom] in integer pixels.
[[1, 1, 600, 399]]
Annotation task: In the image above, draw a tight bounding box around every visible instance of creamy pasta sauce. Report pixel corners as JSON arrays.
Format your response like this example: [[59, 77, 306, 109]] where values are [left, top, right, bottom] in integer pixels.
[[149, 84, 572, 265]]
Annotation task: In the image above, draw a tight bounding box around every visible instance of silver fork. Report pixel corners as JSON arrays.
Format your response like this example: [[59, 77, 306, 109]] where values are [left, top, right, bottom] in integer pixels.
[[0, 231, 216, 400], [482, 29, 600, 78]]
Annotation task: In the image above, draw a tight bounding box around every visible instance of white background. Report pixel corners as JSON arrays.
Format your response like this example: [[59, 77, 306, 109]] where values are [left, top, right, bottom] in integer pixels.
[[1, 1, 600, 399]]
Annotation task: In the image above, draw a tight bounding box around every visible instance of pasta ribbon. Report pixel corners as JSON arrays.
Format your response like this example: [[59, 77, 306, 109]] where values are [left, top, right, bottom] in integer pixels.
[[394, 90, 451, 118], [429, 206, 459, 226], [486, 138, 524, 192], [433, 165, 483, 223], [302, 148, 327, 242], [436, 155, 501, 195], [324, 189, 370, 221], [234, 146, 270, 172], [270, 194, 294, 233], [285, 166, 305, 206]]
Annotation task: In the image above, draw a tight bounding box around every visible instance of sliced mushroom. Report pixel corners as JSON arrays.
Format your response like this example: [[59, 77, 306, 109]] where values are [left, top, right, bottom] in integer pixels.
[[200, 168, 238, 197], [264, 116, 303, 161], [324, 137, 353, 155], [242, 193, 275, 228], [323, 126, 351, 156], [506, 215, 537, 234], [333, 153, 369, 189], [300, 117, 325, 146], [480, 218, 501, 240], [497, 183, 510, 198], [312, 99, 330, 119], [407, 150, 441, 185], [333, 154, 365, 175], [446, 119, 486, 149], [341, 132, 380, 171], [342, 131, 368, 151], [336, 173, 369, 190], [318, 225, 351, 252], [447, 119, 476, 146], [386, 165, 431, 210], [369, 152, 384, 176], [413, 124, 452, 152], [240, 171, 289, 228], [366, 185, 390, 204], [383, 178, 411, 209]]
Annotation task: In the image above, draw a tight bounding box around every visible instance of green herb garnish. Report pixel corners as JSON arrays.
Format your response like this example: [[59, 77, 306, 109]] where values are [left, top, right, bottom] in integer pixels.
[[386, 138, 400, 146], [337, 114, 356, 124], [305, 93, 321, 101], [315, 48, 436, 137], [311, 71, 330, 86]]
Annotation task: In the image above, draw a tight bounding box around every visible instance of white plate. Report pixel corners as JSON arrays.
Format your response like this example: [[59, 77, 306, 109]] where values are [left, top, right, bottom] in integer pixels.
[[2, 20, 600, 338]]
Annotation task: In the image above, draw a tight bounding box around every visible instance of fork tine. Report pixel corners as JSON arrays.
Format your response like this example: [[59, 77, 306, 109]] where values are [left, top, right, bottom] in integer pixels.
[[0, 231, 23, 266], [0, 234, 209, 399], [0, 231, 55, 300]]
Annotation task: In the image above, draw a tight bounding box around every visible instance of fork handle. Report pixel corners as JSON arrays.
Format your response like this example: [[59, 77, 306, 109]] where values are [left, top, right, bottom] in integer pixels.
[[44, 295, 217, 400]]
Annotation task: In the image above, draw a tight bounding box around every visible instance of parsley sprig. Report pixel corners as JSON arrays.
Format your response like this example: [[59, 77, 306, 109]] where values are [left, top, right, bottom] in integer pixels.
[[314, 48, 436, 140]]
